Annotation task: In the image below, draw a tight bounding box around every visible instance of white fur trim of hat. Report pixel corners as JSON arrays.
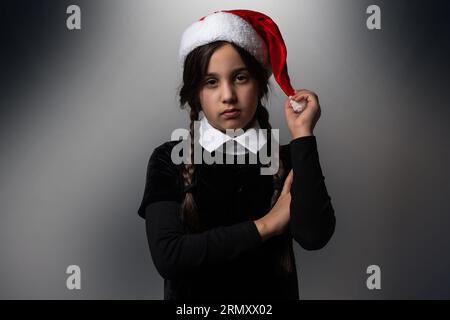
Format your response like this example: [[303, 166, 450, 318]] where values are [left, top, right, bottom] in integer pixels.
[[178, 11, 270, 73]]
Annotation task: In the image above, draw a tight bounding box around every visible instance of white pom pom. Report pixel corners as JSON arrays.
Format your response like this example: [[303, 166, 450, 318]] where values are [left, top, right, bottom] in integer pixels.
[[289, 99, 305, 113]]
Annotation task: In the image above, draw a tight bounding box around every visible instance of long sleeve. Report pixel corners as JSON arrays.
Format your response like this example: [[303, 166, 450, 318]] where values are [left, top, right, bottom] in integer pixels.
[[139, 142, 263, 280], [145, 201, 262, 280], [137, 142, 183, 219], [288, 135, 336, 250]]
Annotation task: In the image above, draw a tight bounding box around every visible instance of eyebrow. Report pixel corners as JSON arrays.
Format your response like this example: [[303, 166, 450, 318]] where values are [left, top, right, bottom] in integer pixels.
[[205, 67, 249, 77]]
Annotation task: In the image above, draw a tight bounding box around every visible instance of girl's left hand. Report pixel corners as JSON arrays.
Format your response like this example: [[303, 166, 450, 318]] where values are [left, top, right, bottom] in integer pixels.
[[283, 89, 321, 139]]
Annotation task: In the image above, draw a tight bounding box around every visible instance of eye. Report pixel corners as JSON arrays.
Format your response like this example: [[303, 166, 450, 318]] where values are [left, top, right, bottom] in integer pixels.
[[204, 78, 217, 87], [235, 74, 249, 83]]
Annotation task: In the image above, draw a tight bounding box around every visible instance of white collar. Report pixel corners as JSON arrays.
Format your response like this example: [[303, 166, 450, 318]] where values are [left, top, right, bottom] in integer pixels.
[[199, 115, 267, 155]]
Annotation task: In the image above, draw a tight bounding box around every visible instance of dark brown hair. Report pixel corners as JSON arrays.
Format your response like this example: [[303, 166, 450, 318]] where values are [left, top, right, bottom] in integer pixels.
[[178, 40, 293, 274]]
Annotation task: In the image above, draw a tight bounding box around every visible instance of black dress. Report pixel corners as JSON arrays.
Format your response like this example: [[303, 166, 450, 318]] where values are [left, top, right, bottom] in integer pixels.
[[137, 135, 336, 300]]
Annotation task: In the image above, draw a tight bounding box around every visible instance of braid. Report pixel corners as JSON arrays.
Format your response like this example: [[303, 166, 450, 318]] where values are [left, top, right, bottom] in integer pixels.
[[255, 103, 286, 206], [180, 107, 201, 232], [256, 103, 294, 275]]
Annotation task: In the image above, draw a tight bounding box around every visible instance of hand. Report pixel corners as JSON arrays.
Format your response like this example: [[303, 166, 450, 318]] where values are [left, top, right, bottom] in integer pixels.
[[254, 170, 294, 241], [284, 89, 321, 139]]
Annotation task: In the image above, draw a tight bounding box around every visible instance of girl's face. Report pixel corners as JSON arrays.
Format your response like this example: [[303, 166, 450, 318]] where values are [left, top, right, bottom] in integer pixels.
[[199, 43, 259, 132]]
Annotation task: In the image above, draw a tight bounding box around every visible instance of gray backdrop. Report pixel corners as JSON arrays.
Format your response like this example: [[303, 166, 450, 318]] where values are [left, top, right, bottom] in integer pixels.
[[1, 0, 449, 299]]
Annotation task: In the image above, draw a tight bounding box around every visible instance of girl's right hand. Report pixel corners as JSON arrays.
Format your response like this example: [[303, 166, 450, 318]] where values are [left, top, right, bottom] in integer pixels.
[[254, 170, 294, 241]]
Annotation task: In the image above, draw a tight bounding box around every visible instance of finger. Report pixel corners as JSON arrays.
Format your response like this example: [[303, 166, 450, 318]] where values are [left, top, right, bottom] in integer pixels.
[[287, 92, 309, 112], [281, 170, 294, 196], [292, 89, 318, 101], [288, 97, 307, 113], [291, 93, 311, 103], [290, 93, 319, 114], [281, 170, 293, 195], [295, 89, 317, 96], [293, 89, 310, 97]]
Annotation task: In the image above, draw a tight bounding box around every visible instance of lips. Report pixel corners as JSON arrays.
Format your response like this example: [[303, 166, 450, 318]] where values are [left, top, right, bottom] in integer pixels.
[[221, 108, 241, 119], [221, 108, 241, 115]]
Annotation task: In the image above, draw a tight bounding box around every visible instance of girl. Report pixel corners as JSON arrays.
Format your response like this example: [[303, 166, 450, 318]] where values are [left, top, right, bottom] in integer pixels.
[[138, 9, 336, 300]]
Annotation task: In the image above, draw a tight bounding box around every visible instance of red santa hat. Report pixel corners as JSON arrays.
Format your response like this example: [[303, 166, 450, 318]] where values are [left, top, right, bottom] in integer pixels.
[[179, 9, 296, 98]]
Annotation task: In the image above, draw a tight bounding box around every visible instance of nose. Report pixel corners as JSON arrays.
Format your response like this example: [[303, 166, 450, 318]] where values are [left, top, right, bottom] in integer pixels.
[[220, 81, 237, 105]]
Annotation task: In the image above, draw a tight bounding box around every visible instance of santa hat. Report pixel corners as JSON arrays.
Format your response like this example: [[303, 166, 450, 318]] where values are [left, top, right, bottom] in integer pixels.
[[179, 9, 296, 98]]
